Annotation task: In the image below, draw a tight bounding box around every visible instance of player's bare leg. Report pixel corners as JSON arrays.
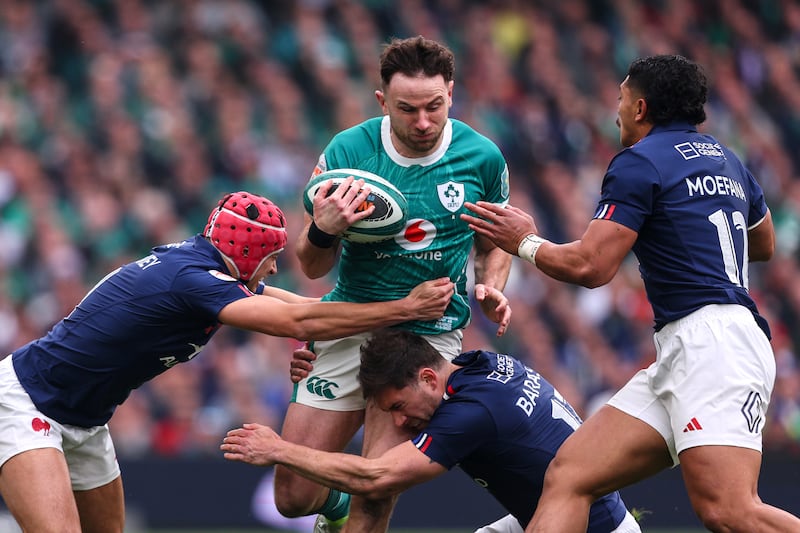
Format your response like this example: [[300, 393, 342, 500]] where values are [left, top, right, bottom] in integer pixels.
[[274, 402, 364, 517], [343, 398, 415, 533], [73, 476, 125, 533], [526, 405, 672, 533], [681, 445, 800, 532], [0, 448, 83, 532]]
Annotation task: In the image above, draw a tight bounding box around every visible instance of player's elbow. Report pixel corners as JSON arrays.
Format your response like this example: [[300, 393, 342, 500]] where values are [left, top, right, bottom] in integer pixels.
[[357, 477, 403, 499], [567, 264, 614, 288], [345, 467, 407, 498], [749, 240, 774, 262], [579, 273, 613, 288], [298, 257, 336, 279], [750, 248, 773, 263], [295, 246, 335, 279]]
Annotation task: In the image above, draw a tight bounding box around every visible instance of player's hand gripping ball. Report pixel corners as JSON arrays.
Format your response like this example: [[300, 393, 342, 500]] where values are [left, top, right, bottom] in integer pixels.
[[302, 168, 408, 243]]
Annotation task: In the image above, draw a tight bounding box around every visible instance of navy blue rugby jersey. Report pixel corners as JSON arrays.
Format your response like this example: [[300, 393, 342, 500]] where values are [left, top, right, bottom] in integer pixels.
[[412, 350, 627, 532], [594, 122, 770, 335], [12, 235, 256, 427]]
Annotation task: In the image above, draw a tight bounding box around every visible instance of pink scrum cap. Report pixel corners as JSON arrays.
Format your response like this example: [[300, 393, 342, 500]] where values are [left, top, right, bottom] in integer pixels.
[[204, 191, 287, 281]]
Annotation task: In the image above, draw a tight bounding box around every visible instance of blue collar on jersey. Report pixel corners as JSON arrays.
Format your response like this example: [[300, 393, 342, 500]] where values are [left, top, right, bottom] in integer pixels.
[[647, 121, 697, 136]]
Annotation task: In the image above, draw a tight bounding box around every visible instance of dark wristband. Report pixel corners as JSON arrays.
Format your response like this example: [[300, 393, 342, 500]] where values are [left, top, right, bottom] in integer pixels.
[[308, 221, 337, 248]]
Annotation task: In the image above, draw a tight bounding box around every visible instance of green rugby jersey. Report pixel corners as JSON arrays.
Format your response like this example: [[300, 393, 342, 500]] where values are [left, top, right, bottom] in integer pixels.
[[311, 116, 510, 335]]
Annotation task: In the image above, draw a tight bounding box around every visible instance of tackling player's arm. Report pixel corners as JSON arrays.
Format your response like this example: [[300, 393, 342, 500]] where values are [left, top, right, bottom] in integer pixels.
[[533, 219, 637, 287], [218, 277, 454, 340], [462, 202, 637, 288], [222, 423, 445, 499], [260, 285, 319, 304], [296, 177, 375, 279]]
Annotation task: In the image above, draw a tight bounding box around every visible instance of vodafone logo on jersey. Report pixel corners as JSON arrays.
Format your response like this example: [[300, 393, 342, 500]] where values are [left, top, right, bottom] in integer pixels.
[[395, 218, 436, 251]]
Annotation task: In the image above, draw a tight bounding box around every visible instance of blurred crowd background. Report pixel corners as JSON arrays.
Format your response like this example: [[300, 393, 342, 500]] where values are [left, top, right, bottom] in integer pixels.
[[0, 0, 799, 460]]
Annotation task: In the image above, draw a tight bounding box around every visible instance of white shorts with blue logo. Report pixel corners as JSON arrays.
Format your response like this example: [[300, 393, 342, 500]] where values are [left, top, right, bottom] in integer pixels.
[[608, 304, 776, 465], [294, 329, 463, 411], [0, 356, 120, 490]]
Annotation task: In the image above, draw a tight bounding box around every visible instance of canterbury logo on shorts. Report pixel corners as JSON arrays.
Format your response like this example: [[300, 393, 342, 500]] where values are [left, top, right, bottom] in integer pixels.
[[306, 376, 340, 399]]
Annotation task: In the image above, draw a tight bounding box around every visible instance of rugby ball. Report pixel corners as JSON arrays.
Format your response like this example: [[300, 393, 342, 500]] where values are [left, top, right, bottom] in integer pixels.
[[302, 168, 408, 243]]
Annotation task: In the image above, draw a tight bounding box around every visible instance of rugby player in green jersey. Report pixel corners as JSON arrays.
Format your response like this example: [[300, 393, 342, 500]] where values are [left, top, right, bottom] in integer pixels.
[[275, 36, 514, 533]]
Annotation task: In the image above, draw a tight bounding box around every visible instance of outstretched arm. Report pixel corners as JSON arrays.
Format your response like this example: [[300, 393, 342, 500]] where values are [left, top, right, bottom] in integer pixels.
[[218, 277, 454, 341], [462, 201, 637, 288], [260, 285, 319, 304], [221, 423, 445, 499]]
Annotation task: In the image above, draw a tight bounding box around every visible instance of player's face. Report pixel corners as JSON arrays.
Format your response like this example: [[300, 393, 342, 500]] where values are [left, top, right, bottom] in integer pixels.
[[616, 76, 643, 148], [376, 382, 440, 433], [376, 73, 453, 158], [246, 255, 279, 291]]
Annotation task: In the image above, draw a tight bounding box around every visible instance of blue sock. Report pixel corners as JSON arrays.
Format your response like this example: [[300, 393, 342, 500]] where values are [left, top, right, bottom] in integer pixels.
[[318, 489, 350, 522]]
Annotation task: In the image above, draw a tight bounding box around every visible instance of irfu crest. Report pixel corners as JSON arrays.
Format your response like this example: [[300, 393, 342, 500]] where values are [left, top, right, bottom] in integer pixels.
[[437, 181, 465, 212]]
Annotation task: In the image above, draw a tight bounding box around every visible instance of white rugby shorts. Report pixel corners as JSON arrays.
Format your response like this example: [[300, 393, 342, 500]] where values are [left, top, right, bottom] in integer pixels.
[[0, 356, 120, 490], [608, 304, 776, 465], [294, 329, 463, 411], [471, 509, 639, 532]]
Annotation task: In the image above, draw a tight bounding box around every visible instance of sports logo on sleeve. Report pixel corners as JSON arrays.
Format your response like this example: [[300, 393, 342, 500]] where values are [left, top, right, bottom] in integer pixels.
[[413, 432, 433, 453], [500, 164, 510, 199], [594, 203, 616, 220]]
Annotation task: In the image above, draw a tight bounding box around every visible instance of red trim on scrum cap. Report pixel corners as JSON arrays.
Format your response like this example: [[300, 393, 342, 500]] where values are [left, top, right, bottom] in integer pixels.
[[204, 192, 287, 281]]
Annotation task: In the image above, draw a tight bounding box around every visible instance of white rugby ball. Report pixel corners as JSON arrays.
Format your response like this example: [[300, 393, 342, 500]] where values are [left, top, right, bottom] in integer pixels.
[[302, 168, 408, 243]]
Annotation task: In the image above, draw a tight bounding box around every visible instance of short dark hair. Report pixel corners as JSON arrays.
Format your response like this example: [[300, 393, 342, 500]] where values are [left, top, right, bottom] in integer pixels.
[[358, 329, 445, 400], [378, 35, 455, 88], [626, 55, 707, 126]]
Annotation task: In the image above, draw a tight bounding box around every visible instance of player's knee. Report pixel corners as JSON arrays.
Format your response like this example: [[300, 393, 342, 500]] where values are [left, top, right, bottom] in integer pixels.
[[272, 470, 319, 517], [543, 455, 600, 501], [273, 487, 315, 518], [273, 495, 312, 518], [542, 455, 576, 491], [694, 505, 731, 532], [693, 500, 754, 533]]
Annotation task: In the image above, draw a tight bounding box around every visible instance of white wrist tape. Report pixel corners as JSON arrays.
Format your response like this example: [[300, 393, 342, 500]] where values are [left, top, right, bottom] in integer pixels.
[[517, 234, 548, 266]]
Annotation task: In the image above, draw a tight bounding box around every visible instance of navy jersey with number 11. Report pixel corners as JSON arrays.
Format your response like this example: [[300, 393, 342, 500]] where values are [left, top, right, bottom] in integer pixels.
[[594, 122, 770, 335]]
